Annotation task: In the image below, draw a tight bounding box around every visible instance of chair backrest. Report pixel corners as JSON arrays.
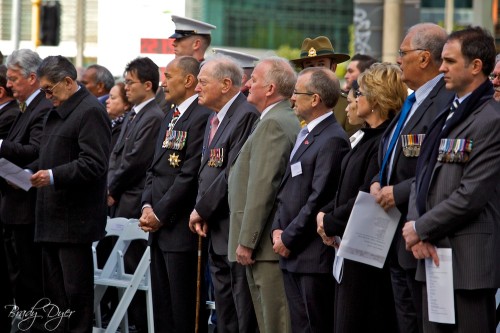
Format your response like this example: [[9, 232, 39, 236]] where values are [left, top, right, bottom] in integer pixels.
[[105, 217, 129, 237]]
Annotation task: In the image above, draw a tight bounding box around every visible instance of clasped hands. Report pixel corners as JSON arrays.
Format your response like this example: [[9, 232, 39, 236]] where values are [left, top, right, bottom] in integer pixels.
[[139, 206, 162, 232]]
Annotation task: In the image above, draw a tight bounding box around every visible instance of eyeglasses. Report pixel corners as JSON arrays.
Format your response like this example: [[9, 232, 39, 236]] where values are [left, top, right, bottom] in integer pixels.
[[124, 80, 142, 86], [489, 73, 500, 81], [293, 91, 316, 96], [354, 90, 364, 98], [398, 49, 426, 57], [39, 80, 63, 95]]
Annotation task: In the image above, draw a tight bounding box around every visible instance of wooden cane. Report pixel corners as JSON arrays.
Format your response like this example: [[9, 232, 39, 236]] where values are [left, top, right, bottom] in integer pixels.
[[195, 235, 202, 333]]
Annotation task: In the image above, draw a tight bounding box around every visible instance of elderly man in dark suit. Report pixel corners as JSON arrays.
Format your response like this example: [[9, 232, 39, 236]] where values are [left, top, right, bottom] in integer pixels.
[[272, 67, 350, 333], [107, 57, 164, 218], [189, 55, 259, 333], [1, 49, 51, 333], [403, 26, 500, 332], [31, 55, 111, 333], [370, 23, 453, 333], [139, 56, 212, 333], [228, 56, 300, 333]]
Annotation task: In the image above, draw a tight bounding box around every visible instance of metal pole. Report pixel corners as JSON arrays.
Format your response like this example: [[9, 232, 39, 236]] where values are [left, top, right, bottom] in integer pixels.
[[11, 0, 21, 50], [444, 0, 454, 34], [75, 0, 85, 68], [32, 0, 42, 48]]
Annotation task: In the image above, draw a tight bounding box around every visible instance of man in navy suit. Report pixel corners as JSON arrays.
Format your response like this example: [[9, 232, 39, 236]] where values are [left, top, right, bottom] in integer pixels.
[[1, 50, 52, 333], [370, 23, 453, 333], [189, 55, 259, 333], [272, 67, 349, 333], [139, 56, 211, 333]]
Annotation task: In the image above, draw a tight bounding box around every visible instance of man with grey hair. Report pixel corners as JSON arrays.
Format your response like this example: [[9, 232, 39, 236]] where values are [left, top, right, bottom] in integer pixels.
[[370, 22, 453, 333], [1, 49, 52, 332], [489, 53, 500, 101], [31, 55, 110, 333], [189, 55, 259, 333], [272, 67, 349, 333], [227, 56, 300, 333], [81, 64, 115, 105]]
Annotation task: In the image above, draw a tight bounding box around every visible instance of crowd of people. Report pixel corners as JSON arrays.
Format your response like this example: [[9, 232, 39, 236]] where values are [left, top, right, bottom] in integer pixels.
[[0, 14, 499, 333]]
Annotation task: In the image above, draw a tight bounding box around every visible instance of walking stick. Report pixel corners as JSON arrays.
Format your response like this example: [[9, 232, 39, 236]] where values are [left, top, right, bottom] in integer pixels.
[[195, 235, 203, 333]]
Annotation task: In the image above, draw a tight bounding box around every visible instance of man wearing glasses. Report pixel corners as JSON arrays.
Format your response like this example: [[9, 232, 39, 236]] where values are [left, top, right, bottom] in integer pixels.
[[107, 57, 163, 219], [30, 55, 111, 332], [489, 54, 500, 101], [271, 67, 349, 333], [371, 23, 454, 333], [1, 49, 52, 333]]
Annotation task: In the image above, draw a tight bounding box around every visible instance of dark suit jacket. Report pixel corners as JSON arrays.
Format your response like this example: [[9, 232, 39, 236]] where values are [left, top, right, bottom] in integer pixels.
[[0, 99, 19, 139], [378, 78, 454, 269], [142, 98, 211, 252], [323, 120, 391, 237], [272, 114, 349, 273], [408, 98, 500, 290], [0, 92, 51, 225], [228, 100, 301, 262], [195, 93, 259, 256], [108, 99, 163, 218], [34, 86, 111, 244]]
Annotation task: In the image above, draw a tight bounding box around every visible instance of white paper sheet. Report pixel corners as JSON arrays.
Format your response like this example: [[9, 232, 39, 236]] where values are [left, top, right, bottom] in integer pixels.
[[332, 236, 343, 283], [0, 158, 32, 191], [426, 248, 455, 324], [337, 191, 401, 268]]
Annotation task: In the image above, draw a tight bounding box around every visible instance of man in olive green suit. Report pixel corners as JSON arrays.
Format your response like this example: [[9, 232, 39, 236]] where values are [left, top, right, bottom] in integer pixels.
[[228, 57, 300, 333]]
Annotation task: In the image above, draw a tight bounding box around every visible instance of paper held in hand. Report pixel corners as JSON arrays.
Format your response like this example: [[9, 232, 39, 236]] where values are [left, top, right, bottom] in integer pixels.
[[0, 158, 33, 191], [337, 191, 401, 268]]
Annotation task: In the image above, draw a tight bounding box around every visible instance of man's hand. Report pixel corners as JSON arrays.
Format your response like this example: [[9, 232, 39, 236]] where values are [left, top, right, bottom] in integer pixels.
[[316, 212, 335, 246], [236, 244, 255, 266], [374, 185, 396, 211], [402, 220, 420, 250], [139, 206, 162, 232], [410, 241, 439, 266], [107, 195, 116, 207], [370, 181, 381, 196], [189, 209, 208, 237], [272, 229, 290, 258], [30, 170, 50, 188]]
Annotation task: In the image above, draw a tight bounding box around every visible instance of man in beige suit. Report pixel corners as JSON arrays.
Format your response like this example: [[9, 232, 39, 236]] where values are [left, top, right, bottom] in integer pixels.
[[228, 57, 300, 333]]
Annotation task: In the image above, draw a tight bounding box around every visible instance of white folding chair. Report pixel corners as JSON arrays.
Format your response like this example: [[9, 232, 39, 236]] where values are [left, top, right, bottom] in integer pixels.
[[93, 219, 154, 333]]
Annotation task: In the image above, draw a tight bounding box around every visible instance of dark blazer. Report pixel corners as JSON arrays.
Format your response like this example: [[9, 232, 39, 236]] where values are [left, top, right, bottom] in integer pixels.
[[110, 120, 124, 151], [0, 92, 51, 225], [108, 99, 163, 218], [34, 86, 111, 244], [0, 99, 19, 139], [272, 114, 350, 273], [408, 98, 500, 290], [195, 93, 259, 255], [142, 98, 212, 252], [323, 120, 391, 236], [378, 78, 454, 269]]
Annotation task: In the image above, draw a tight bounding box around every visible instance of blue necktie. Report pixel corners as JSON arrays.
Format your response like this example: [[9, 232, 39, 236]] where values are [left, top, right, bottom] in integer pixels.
[[290, 126, 309, 161], [379, 92, 416, 186]]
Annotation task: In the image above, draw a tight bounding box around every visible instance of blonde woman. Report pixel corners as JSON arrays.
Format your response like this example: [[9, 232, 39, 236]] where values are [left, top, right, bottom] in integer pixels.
[[317, 62, 407, 333]]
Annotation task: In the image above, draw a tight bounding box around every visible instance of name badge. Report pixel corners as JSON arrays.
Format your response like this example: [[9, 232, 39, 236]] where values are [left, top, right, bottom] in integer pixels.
[[291, 162, 302, 177]]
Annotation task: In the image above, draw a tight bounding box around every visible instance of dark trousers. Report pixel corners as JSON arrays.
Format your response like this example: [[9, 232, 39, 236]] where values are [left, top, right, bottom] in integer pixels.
[[0, 223, 13, 333], [282, 270, 335, 333], [334, 259, 398, 333], [209, 251, 258, 333], [422, 285, 496, 333], [42, 242, 94, 333], [151, 242, 208, 333], [390, 263, 423, 333]]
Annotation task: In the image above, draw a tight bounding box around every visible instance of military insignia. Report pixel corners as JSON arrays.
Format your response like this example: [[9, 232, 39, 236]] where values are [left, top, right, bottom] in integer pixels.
[[308, 47, 317, 57], [162, 130, 187, 150], [169, 152, 181, 167], [401, 134, 425, 157], [208, 148, 224, 167], [437, 138, 473, 163]]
